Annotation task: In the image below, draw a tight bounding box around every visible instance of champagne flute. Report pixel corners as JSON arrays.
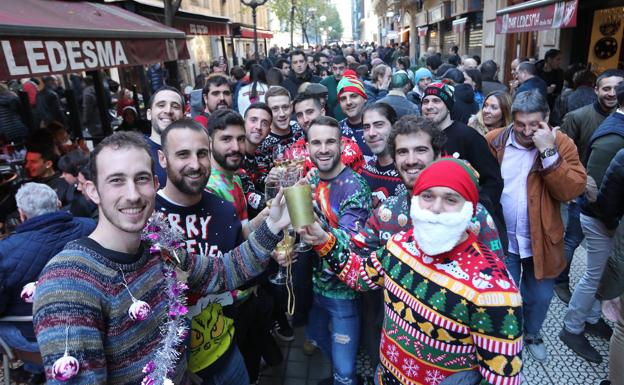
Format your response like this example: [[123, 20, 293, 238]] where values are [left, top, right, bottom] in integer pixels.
[[264, 180, 280, 209], [270, 227, 295, 286], [272, 144, 288, 169]]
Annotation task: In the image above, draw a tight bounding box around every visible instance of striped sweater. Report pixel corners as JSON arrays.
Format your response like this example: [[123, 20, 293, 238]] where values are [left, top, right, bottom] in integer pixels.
[[318, 229, 523, 385], [33, 222, 281, 385]]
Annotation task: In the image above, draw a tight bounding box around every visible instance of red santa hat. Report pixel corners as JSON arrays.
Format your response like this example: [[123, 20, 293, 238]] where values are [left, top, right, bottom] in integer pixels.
[[412, 158, 479, 215]]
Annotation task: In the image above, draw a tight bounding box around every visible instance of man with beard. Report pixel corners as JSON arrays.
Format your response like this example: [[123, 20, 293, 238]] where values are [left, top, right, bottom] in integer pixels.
[[299, 158, 522, 385], [337, 70, 372, 160], [555, 69, 624, 303], [33, 131, 291, 384], [304, 116, 371, 385], [282, 50, 321, 100], [292, 93, 365, 174], [206, 109, 264, 237], [194, 74, 233, 129], [421, 82, 506, 250], [320, 56, 348, 121], [288, 116, 505, 383], [485, 89, 586, 362], [146, 86, 185, 187], [155, 118, 248, 384], [255, 86, 304, 185], [360, 103, 404, 209]]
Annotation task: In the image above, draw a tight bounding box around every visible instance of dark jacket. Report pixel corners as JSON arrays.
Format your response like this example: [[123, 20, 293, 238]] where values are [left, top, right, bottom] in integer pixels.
[[0, 92, 28, 142], [481, 80, 508, 97], [596, 149, 624, 300], [451, 83, 479, 124], [560, 102, 610, 164], [364, 81, 389, 103], [82, 85, 102, 136], [0, 211, 95, 339], [35, 87, 64, 126], [486, 127, 586, 279], [377, 93, 420, 118], [36, 172, 72, 208], [517, 76, 548, 101], [582, 112, 624, 218], [282, 70, 321, 100], [444, 121, 507, 252], [536, 60, 564, 108]]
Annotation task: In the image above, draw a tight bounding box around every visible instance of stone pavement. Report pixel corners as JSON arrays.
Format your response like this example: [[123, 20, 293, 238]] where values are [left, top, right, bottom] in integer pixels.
[[0, 245, 612, 385]]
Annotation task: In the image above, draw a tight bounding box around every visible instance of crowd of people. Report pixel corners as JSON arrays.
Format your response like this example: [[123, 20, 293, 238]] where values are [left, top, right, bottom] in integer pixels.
[[0, 41, 623, 385]]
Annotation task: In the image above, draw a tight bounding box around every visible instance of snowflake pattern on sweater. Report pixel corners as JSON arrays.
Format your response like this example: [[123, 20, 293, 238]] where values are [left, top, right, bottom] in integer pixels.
[[319, 230, 523, 385]]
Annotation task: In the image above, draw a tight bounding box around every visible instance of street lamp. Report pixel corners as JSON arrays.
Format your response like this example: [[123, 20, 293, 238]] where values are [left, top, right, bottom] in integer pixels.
[[240, 0, 269, 61], [319, 15, 326, 45]]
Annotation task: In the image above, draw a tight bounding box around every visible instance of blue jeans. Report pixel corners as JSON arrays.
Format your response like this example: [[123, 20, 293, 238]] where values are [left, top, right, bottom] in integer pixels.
[[504, 253, 555, 335], [306, 293, 360, 385], [196, 344, 249, 385], [557, 199, 584, 285], [0, 324, 43, 374]]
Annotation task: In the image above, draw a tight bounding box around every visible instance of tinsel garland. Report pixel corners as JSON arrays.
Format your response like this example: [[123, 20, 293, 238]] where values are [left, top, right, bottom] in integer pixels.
[[139, 213, 190, 385]]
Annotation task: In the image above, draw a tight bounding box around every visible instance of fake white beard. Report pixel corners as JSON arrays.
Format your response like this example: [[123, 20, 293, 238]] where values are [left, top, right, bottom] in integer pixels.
[[410, 196, 474, 256]]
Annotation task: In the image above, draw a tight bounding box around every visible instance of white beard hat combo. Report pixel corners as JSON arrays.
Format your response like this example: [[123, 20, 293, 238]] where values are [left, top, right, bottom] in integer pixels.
[[409, 158, 480, 256]]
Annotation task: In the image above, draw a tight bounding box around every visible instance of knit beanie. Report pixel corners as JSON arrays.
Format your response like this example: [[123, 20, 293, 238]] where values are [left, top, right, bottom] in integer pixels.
[[412, 158, 479, 215], [337, 70, 368, 100], [390, 70, 410, 90], [424, 82, 455, 111], [414, 68, 433, 85]]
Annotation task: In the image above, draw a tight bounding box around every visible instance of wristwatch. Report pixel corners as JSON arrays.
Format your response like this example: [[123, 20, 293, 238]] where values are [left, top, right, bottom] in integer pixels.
[[540, 147, 557, 159]]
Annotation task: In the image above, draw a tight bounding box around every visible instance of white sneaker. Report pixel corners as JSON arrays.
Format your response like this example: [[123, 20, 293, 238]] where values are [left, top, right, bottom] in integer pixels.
[[525, 334, 547, 362]]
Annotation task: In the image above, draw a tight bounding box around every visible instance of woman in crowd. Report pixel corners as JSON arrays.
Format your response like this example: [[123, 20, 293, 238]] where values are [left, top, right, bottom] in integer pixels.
[[237, 65, 268, 116], [463, 68, 484, 108], [468, 90, 512, 135]]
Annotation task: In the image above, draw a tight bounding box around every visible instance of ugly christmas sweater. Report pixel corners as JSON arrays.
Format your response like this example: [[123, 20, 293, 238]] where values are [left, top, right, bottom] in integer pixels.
[[317, 229, 523, 385]]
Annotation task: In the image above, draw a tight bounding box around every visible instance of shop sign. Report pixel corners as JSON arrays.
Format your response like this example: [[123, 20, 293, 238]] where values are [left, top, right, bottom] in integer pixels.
[[418, 27, 428, 37], [387, 30, 399, 40], [429, 5, 444, 23], [174, 20, 228, 36], [0, 38, 189, 80], [496, 0, 578, 34]]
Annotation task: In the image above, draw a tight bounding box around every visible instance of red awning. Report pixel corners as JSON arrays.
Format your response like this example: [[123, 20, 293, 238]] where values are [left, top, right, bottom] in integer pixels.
[[239, 27, 273, 40], [495, 0, 578, 34], [0, 0, 189, 80]]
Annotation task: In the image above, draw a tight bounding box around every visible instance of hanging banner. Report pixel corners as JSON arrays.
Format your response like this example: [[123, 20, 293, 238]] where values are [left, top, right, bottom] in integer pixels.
[[496, 0, 578, 34], [587, 7, 624, 74], [418, 27, 428, 37], [0, 38, 189, 80], [453, 18, 467, 34]]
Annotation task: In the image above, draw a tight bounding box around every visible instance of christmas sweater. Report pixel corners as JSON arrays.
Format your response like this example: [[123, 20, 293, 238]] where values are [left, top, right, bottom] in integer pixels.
[[155, 191, 243, 372], [355, 189, 505, 260], [360, 160, 405, 209], [206, 167, 249, 226], [317, 230, 523, 385], [254, 121, 304, 187], [339, 118, 374, 161], [313, 167, 372, 300], [293, 136, 365, 175], [33, 222, 282, 385]]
